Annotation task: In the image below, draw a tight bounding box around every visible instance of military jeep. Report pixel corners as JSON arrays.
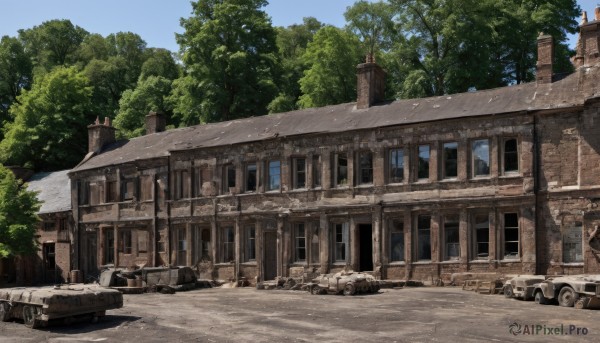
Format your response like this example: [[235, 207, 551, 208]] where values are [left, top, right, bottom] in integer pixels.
[[532, 275, 600, 309], [308, 271, 380, 296]]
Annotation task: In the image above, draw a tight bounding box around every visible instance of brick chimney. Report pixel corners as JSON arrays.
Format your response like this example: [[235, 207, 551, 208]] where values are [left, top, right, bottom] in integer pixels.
[[88, 116, 116, 153], [145, 111, 166, 135], [573, 7, 600, 68], [536, 33, 553, 84], [356, 54, 386, 109]]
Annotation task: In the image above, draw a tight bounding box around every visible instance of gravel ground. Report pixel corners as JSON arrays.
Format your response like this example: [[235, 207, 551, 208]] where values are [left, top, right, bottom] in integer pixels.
[[0, 286, 599, 342]]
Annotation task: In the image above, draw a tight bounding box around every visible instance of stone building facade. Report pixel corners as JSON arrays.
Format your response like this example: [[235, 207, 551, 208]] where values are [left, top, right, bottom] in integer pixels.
[[67, 10, 600, 284]]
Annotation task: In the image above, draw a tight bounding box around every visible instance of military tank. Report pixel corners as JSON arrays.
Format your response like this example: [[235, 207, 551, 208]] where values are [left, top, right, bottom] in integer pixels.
[[0, 284, 123, 329]]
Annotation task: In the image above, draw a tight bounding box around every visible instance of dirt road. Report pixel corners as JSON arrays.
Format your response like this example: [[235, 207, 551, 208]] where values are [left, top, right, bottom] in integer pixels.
[[0, 287, 598, 342]]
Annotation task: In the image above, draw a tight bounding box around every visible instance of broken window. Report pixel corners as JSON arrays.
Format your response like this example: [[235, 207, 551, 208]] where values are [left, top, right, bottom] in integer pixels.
[[223, 165, 236, 194], [119, 229, 132, 254], [563, 224, 583, 263], [310, 224, 320, 264], [121, 178, 136, 201], [246, 225, 256, 262], [267, 160, 281, 191], [472, 139, 490, 177], [417, 145, 430, 180], [43, 243, 55, 271], [334, 153, 348, 187], [293, 158, 306, 189], [473, 214, 489, 260], [443, 142, 458, 179], [333, 222, 349, 262], [444, 215, 460, 261], [174, 226, 187, 266], [105, 228, 114, 264], [312, 155, 321, 188], [389, 149, 404, 184], [416, 215, 431, 261], [503, 138, 519, 174], [390, 220, 404, 262], [295, 223, 306, 262], [357, 151, 373, 185], [43, 221, 55, 231], [246, 163, 257, 192], [221, 226, 235, 263], [503, 213, 519, 259], [174, 170, 189, 200], [105, 180, 117, 203]]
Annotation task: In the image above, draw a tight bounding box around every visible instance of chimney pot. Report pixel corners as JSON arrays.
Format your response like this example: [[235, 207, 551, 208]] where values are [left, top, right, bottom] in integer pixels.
[[536, 33, 553, 84], [88, 116, 116, 153], [582, 10, 588, 24], [595, 6, 600, 21], [145, 111, 166, 135], [104, 117, 110, 126], [356, 59, 386, 109], [95, 116, 100, 125]]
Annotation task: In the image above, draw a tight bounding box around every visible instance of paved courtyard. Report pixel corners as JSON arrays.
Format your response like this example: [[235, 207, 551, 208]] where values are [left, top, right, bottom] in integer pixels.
[[0, 286, 598, 342]]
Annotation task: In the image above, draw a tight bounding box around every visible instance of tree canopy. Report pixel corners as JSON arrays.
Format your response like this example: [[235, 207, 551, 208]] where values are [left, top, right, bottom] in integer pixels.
[[0, 164, 40, 258]]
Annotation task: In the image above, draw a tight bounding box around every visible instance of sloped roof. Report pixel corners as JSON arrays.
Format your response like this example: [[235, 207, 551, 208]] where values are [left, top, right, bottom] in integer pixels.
[[72, 65, 600, 173], [26, 170, 71, 214]]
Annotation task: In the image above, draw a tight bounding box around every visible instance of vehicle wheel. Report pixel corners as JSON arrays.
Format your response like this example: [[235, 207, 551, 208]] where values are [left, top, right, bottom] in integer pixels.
[[0, 302, 10, 322], [22, 305, 41, 329], [343, 283, 355, 296], [504, 285, 514, 298], [558, 286, 578, 307], [534, 290, 548, 305], [310, 285, 321, 295]]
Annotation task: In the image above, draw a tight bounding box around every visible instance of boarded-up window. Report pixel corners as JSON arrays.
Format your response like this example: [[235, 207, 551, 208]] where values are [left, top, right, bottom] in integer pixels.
[[563, 224, 583, 263], [137, 230, 148, 253], [139, 175, 153, 201]]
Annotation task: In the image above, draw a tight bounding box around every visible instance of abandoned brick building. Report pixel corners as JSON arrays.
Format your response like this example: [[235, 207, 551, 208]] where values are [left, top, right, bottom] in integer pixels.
[[63, 10, 600, 284]]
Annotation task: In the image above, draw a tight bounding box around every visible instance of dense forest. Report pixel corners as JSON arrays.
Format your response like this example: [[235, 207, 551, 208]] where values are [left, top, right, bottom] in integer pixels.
[[0, 0, 581, 172]]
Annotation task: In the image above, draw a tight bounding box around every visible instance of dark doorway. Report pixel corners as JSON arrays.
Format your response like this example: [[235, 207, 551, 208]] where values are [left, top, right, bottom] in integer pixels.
[[264, 231, 277, 281], [87, 234, 98, 280], [359, 224, 373, 272]]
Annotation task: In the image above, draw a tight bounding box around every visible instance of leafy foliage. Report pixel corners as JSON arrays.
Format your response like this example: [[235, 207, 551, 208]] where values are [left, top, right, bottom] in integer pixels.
[[0, 164, 40, 258], [0, 67, 94, 170], [297, 26, 362, 108], [177, 0, 279, 122], [0, 36, 32, 126]]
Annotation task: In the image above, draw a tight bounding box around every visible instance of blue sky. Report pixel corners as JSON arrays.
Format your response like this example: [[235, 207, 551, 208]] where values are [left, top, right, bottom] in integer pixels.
[[0, 0, 595, 52]]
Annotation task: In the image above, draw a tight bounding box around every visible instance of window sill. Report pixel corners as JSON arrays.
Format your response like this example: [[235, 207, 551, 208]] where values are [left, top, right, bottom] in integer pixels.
[[241, 261, 257, 266], [413, 179, 430, 184], [388, 261, 406, 266], [355, 183, 373, 188], [440, 178, 458, 182], [439, 260, 461, 264], [469, 259, 492, 263], [499, 259, 521, 263], [214, 262, 235, 266], [550, 262, 583, 266], [386, 182, 405, 186], [499, 172, 521, 179], [470, 176, 491, 181], [412, 260, 432, 264], [332, 262, 348, 265]]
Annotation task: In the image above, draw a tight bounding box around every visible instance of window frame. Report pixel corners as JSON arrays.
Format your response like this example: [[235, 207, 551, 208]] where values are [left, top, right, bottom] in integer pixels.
[[118, 229, 132, 255], [312, 155, 322, 188], [245, 163, 258, 192], [502, 212, 520, 260], [105, 180, 117, 203], [221, 226, 235, 263], [472, 213, 490, 261], [415, 215, 431, 261], [294, 223, 307, 262], [417, 145, 430, 181], [390, 219, 405, 262], [121, 177, 137, 201], [563, 223, 583, 263], [388, 148, 405, 184], [443, 215, 460, 261], [502, 137, 520, 175], [246, 225, 256, 262], [471, 139, 490, 178], [333, 153, 349, 187], [332, 222, 349, 262], [292, 157, 307, 190], [357, 151, 373, 185], [442, 141, 458, 179], [222, 164, 236, 194], [267, 160, 281, 191]]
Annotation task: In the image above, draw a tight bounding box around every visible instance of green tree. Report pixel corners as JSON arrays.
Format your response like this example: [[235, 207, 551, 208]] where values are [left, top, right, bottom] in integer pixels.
[[114, 76, 174, 138], [0, 164, 40, 258], [140, 48, 181, 82], [177, 0, 280, 122], [297, 26, 362, 108], [344, 0, 395, 57], [268, 17, 322, 113], [83, 56, 129, 116], [105, 32, 148, 88], [18, 19, 88, 70], [169, 75, 204, 127], [0, 36, 32, 123], [0, 67, 95, 171]]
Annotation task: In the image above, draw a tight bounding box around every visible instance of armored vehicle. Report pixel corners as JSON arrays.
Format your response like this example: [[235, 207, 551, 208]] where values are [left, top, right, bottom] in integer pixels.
[[308, 271, 380, 296], [503, 275, 546, 300], [533, 275, 600, 309], [0, 284, 123, 328]]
